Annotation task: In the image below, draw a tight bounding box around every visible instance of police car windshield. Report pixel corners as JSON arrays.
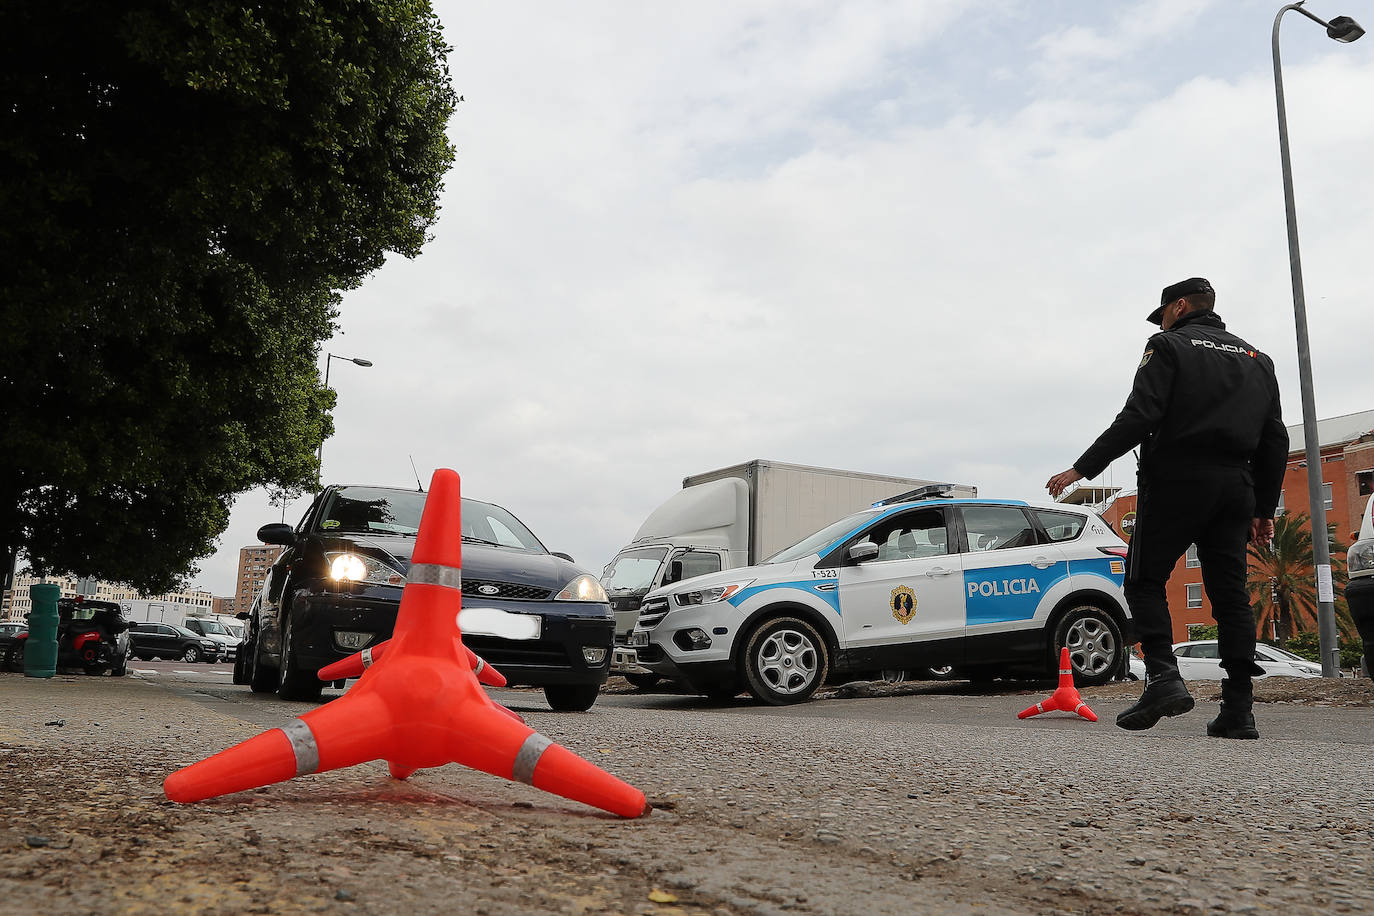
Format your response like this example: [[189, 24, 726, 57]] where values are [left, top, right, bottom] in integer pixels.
[[766, 509, 880, 564]]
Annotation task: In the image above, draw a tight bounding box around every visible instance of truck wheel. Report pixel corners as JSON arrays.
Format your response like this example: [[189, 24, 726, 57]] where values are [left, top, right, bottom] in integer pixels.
[[277, 612, 323, 702], [742, 616, 829, 706], [180, 646, 201, 663], [625, 672, 660, 690], [544, 683, 600, 712], [1053, 604, 1124, 687]]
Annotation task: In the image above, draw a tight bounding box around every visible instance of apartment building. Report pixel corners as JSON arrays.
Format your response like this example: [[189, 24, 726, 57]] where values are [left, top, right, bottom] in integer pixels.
[[231, 544, 283, 616]]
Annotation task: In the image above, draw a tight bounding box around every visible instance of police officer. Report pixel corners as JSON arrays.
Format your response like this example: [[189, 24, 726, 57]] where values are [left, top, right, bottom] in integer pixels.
[[1047, 278, 1288, 738]]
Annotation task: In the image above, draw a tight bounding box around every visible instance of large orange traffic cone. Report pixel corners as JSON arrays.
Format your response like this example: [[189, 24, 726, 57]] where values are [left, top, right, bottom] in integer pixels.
[[318, 638, 507, 687], [164, 469, 648, 818], [1017, 647, 1098, 722]]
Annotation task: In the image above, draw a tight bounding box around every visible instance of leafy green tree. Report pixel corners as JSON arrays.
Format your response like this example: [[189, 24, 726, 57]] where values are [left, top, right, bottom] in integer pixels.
[[1246, 513, 1354, 643], [0, 2, 457, 592]]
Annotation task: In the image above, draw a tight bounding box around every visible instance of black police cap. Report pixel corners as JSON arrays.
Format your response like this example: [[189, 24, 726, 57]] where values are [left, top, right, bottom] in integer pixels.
[[1148, 277, 1214, 325]]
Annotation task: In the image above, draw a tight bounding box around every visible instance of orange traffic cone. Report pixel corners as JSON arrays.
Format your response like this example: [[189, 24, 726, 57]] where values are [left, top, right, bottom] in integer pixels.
[[318, 638, 507, 687], [1017, 647, 1098, 722], [165, 469, 648, 818]]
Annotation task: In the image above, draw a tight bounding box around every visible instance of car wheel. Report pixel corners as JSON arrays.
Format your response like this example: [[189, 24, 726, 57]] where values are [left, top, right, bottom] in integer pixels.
[[1053, 604, 1125, 687], [248, 634, 278, 693], [5, 643, 24, 672], [624, 672, 661, 690], [277, 612, 322, 702], [181, 646, 201, 663], [880, 669, 908, 684], [918, 665, 958, 681], [544, 682, 600, 712], [742, 616, 829, 706]]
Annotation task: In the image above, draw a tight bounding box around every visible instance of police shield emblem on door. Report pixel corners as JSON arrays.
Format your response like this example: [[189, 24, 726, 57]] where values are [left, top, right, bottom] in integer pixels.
[[890, 585, 916, 624]]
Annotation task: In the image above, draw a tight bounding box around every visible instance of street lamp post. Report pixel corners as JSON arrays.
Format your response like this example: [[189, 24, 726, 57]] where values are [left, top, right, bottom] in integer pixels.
[[1271, 2, 1363, 676], [317, 352, 373, 482]]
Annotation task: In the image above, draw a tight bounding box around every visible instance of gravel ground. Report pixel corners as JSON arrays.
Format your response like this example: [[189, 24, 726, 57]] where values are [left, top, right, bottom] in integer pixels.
[[3, 671, 1372, 915]]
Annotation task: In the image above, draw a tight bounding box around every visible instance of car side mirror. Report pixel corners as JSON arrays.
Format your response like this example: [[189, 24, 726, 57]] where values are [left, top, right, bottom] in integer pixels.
[[552, 551, 575, 562], [256, 523, 296, 546], [848, 541, 879, 562]]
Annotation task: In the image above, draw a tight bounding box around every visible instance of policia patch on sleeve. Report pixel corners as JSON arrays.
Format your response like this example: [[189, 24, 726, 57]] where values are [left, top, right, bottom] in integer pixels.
[[1138, 347, 1154, 369]]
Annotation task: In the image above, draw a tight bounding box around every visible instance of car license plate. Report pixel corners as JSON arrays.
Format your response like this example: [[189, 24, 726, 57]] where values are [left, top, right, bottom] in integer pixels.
[[628, 630, 649, 647]]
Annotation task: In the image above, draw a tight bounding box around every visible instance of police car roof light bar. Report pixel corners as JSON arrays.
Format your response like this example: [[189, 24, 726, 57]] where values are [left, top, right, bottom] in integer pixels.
[[873, 484, 955, 507]]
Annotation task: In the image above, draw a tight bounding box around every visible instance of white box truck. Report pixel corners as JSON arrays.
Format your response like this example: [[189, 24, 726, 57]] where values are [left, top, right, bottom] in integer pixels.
[[601, 459, 975, 682]]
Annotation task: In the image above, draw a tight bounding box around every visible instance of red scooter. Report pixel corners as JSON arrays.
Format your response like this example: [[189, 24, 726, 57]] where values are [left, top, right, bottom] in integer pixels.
[[5, 597, 131, 676]]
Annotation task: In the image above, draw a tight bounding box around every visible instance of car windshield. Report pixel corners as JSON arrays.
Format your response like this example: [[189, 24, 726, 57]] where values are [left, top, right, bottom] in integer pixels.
[[766, 508, 882, 564], [602, 547, 669, 593], [315, 487, 546, 552], [196, 620, 230, 636], [1262, 645, 1308, 662]]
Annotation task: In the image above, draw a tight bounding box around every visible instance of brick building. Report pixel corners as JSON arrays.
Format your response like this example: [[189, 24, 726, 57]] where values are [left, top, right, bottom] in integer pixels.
[[232, 544, 283, 616], [1074, 409, 1374, 643]]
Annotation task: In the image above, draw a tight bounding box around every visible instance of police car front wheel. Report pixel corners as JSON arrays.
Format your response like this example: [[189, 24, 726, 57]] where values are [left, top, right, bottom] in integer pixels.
[[742, 616, 831, 706], [1053, 605, 1125, 687]]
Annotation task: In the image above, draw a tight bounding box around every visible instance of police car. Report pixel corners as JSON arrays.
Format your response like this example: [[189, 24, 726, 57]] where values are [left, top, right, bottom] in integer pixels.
[[628, 486, 1132, 705]]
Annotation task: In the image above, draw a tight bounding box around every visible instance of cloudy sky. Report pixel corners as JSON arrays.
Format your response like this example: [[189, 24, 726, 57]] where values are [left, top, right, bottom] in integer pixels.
[[197, 0, 1374, 595]]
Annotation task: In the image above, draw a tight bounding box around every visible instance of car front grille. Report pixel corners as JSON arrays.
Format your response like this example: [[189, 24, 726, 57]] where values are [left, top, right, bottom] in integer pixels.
[[638, 597, 670, 629], [463, 579, 552, 601]]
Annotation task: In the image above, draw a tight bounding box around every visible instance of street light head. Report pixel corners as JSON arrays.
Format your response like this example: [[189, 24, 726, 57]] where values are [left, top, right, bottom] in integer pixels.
[[352, 358, 373, 367], [1326, 15, 1363, 42]]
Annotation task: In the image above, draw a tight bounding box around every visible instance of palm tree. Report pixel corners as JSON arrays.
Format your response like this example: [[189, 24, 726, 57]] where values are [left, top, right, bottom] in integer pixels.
[[1247, 512, 1354, 643]]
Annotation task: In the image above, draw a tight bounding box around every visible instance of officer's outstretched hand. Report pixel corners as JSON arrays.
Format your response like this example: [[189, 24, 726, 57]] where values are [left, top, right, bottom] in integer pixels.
[[1249, 517, 1275, 548], [1046, 468, 1083, 499]]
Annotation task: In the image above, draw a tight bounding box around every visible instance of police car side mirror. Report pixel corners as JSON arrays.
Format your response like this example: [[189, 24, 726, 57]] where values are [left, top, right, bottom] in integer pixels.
[[848, 541, 880, 563]]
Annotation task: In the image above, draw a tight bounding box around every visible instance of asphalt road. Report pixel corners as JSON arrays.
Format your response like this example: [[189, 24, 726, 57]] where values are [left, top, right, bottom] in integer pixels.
[[3, 667, 1372, 915]]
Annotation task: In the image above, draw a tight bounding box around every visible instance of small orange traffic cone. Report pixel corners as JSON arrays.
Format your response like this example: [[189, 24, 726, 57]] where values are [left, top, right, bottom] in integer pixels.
[[164, 469, 648, 818], [318, 639, 507, 687], [1017, 647, 1098, 722]]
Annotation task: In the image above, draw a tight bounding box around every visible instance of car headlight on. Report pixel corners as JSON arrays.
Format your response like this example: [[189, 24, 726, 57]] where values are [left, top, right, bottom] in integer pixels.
[[327, 552, 406, 587], [555, 574, 609, 603], [1348, 539, 1374, 578], [673, 581, 753, 607]]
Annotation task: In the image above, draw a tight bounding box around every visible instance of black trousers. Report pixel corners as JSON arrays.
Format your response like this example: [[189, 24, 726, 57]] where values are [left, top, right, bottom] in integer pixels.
[[1123, 467, 1260, 675]]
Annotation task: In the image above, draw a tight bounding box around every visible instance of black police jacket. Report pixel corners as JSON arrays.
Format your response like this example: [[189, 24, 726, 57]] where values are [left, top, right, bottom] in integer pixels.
[[1074, 311, 1288, 517]]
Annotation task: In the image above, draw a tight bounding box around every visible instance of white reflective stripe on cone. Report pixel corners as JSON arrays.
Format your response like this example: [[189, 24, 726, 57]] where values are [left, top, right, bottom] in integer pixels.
[[280, 719, 320, 776], [512, 733, 553, 785], [408, 563, 462, 591]]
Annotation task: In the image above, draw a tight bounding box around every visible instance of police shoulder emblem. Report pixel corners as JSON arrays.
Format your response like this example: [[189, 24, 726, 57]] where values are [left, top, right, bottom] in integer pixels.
[[1138, 348, 1154, 369], [890, 585, 916, 624]]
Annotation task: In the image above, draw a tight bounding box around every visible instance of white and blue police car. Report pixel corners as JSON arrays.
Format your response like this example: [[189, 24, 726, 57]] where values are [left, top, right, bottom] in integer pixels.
[[628, 485, 1132, 705]]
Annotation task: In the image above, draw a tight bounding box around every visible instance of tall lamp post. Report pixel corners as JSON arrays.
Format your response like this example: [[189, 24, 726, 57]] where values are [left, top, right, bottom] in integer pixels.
[[1271, 2, 1364, 676], [317, 352, 373, 482]]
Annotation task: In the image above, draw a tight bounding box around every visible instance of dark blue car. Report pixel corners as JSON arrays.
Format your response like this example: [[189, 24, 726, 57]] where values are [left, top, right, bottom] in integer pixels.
[[234, 484, 614, 709]]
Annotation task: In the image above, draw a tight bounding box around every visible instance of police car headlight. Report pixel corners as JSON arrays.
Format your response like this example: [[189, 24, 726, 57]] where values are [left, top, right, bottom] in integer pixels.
[[555, 575, 609, 603], [1348, 539, 1374, 578], [674, 581, 753, 607], [327, 552, 406, 587]]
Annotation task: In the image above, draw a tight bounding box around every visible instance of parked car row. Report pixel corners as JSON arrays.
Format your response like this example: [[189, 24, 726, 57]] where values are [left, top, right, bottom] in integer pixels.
[[1127, 640, 1325, 680]]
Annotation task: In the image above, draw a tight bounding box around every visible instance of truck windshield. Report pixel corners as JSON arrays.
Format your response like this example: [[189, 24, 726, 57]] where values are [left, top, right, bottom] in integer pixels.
[[601, 547, 669, 593], [197, 621, 230, 636], [766, 508, 880, 564]]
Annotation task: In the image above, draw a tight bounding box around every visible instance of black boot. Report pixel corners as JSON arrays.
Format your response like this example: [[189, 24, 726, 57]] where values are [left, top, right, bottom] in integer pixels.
[[1207, 677, 1258, 739], [1116, 663, 1194, 731]]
